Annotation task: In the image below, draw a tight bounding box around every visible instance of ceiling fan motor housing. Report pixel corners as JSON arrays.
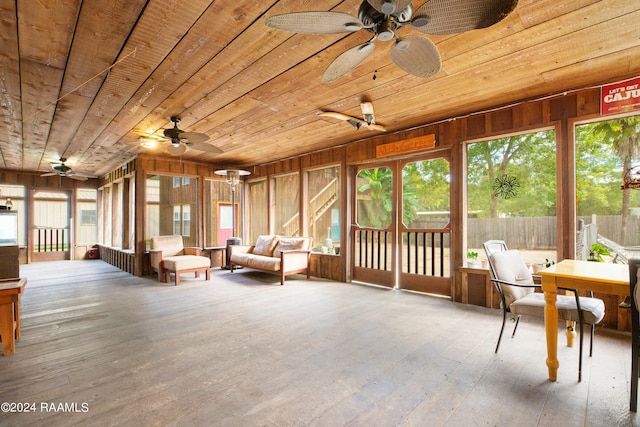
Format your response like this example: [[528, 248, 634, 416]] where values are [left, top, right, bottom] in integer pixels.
[[359, 0, 412, 41]]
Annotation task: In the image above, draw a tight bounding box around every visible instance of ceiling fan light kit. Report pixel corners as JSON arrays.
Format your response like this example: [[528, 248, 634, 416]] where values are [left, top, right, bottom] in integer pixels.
[[266, 0, 518, 82]]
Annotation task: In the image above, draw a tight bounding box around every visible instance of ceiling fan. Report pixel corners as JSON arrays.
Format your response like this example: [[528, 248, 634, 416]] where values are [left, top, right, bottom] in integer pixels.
[[266, 0, 518, 82], [142, 116, 222, 156], [320, 102, 386, 131], [40, 158, 91, 181]]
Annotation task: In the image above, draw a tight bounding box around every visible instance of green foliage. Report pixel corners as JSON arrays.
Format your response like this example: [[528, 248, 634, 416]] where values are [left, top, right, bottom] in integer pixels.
[[467, 251, 478, 260], [357, 167, 393, 228], [402, 159, 450, 227], [467, 131, 557, 218], [588, 243, 611, 262]]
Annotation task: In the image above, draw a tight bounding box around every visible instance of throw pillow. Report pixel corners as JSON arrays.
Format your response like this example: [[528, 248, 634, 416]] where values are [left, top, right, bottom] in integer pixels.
[[252, 235, 279, 256], [273, 237, 308, 257]]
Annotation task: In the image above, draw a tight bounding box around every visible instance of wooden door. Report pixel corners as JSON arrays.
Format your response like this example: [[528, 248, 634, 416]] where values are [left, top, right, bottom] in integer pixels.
[[30, 189, 71, 261], [350, 156, 452, 297], [351, 164, 397, 288]]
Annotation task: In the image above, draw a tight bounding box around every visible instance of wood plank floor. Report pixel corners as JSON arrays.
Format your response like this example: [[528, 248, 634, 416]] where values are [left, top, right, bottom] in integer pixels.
[[0, 260, 637, 426]]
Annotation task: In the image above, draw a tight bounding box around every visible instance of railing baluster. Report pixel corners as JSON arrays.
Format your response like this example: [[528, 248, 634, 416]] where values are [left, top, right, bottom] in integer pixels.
[[439, 232, 445, 277]]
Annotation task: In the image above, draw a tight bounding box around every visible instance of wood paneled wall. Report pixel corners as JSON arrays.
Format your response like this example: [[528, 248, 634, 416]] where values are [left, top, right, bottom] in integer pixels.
[[246, 87, 605, 301]]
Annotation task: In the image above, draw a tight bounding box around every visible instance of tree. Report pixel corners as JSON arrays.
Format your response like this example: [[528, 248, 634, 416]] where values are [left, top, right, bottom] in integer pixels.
[[402, 159, 450, 228], [467, 131, 556, 218], [585, 117, 640, 244], [357, 167, 393, 228]]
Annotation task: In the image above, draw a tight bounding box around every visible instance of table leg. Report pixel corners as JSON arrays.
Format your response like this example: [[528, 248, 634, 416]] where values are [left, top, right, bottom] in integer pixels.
[[544, 288, 559, 381], [565, 320, 576, 347], [0, 303, 15, 356]]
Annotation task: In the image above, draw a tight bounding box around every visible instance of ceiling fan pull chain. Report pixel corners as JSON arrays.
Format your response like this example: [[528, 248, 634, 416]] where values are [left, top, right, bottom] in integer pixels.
[[372, 44, 378, 80]]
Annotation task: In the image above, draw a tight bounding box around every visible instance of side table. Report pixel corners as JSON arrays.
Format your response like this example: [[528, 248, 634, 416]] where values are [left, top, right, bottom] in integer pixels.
[[204, 246, 226, 269], [0, 277, 27, 356]]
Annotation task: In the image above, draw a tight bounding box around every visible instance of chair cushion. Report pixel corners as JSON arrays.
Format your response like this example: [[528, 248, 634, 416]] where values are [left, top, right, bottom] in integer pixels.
[[252, 235, 279, 257], [151, 235, 185, 257], [510, 292, 605, 325], [273, 237, 310, 257], [162, 255, 210, 271], [491, 250, 535, 306]]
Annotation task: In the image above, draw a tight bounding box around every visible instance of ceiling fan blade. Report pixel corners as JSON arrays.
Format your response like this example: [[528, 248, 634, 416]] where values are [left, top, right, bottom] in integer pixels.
[[319, 111, 386, 131], [366, 123, 386, 132], [266, 12, 364, 34], [40, 172, 57, 177], [390, 36, 441, 78], [366, 0, 412, 15], [411, 0, 518, 35], [322, 42, 375, 83], [319, 111, 359, 122], [179, 131, 210, 143], [69, 175, 88, 181], [189, 141, 223, 154]]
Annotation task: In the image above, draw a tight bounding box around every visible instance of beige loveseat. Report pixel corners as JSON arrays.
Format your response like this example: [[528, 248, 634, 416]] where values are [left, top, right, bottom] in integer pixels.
[[149, 235, 211, 286], [229, 235, 312, 285]]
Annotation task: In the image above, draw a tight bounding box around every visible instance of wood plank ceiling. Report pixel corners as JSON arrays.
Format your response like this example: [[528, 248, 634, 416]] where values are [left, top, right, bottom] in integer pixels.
[[0, 0, 639, 179]]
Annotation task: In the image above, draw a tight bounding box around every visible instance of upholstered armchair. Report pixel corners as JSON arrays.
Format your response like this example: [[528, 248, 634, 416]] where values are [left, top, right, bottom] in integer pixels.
[[149, 235, 211, 286]]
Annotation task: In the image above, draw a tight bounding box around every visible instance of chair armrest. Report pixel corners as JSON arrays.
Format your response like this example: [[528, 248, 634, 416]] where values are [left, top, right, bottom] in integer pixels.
[[184, 247, 201, 256], [149, 249, 163, 269], [280, 250, 311, 271], [279, 249, 311, 255]]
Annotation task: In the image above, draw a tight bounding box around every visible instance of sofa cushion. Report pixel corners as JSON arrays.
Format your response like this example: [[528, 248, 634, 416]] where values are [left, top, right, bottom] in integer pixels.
[[232, 253, 281, 272], [273, 237, 310, 257], [253, 235, 279, 256], [162, 255, 210, 271], [151, 235, 185, 257]]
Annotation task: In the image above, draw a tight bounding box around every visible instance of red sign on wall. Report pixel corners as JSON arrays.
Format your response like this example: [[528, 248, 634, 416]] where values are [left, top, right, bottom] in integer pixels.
[[601, 76, 640, 116]]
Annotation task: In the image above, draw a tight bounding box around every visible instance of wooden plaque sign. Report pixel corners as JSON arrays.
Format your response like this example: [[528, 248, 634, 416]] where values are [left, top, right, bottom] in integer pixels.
[[376, 134, 436, 158]]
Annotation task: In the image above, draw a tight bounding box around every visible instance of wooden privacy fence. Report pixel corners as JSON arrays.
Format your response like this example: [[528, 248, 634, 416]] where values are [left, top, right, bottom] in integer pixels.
[[467, 215, 640, 250]]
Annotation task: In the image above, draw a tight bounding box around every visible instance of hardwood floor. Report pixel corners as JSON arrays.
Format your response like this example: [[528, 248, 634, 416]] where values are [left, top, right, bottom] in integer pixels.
[[0, 260, 637, 426]]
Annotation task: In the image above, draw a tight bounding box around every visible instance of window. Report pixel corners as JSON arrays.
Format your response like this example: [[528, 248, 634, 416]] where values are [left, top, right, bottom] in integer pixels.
[[402, 159, 450, 228], [146, 174, 197, 247], [466, 130, 557, 266], [575, 115, 640, 261], [356, 167, 393, 228], [182, 205, 191, 237], [173, 206, 181, 235], [0, 185, 26, 246], [77, 189, 98, 244], [248, 179, 268, 243], [80, 210, 96, 225], [273, 174, 299, 236], [307, 166, 340, 250]]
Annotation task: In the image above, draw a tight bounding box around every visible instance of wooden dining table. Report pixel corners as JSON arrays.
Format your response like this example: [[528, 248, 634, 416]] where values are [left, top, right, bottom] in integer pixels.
[[539, 259, 629, 381]]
